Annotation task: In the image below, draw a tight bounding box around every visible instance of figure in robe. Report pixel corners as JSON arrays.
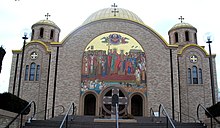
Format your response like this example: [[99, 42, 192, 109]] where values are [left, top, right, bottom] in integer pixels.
[[135, 68, 141, 85], [82, 54, 89, 76]]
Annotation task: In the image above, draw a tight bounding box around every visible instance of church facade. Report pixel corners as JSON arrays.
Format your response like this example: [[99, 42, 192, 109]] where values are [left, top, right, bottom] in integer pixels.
[[8, 6, 218, 121]]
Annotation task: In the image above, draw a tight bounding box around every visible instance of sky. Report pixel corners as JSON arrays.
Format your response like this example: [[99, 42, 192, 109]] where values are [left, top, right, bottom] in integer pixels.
[[0, 0, 219, 94]]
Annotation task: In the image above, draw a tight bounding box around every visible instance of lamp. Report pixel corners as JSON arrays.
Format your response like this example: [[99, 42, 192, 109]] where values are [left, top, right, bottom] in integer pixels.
[[17, 30, 29, 97], [204, 32, 216, 105]]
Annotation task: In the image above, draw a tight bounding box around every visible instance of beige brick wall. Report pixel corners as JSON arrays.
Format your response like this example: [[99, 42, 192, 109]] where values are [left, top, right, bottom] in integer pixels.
[[47, 19, 179, 117]]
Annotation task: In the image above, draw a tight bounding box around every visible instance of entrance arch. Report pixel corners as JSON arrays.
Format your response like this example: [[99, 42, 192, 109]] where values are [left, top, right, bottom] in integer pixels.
[[131, 95, 143, 116], [84, 94, 96, 115]]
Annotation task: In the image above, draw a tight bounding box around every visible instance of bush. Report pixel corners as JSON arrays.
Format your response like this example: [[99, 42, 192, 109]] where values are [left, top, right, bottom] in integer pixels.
[[206, 102, 220, 117], [0, 92, 30, 115]]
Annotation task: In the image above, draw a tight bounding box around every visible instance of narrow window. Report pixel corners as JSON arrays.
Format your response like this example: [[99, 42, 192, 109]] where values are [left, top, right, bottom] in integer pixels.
[[40, 28, 44, 38], [36, 65, 40, 81], [29, 63, 36, 81], [174, 32, 178, 43], [194, 33, 197, 44], [25, 65, 29, 81], [187, 68, 192, 84], [185, 31, 189, 41], [192, 66, 198, 84], [199, 68, 203, 84], [31, 29, 34, 40], [50, 29, 54, 39]]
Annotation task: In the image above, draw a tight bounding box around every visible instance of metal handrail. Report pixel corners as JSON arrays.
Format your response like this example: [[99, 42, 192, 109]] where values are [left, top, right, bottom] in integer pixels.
[[59, 102, 75, 128], [150, 108, 155, 117], [116, 103, 119, 128], [5, 101, 36, 128], [35, 105, 65, 119], [197, 104, 220, 128], [159, 104, 175, 128]]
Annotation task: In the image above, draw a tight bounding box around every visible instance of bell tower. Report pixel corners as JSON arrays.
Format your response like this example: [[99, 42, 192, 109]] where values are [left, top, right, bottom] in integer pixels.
[[31, 13, 61, 43], [168, 16, 197, 47]]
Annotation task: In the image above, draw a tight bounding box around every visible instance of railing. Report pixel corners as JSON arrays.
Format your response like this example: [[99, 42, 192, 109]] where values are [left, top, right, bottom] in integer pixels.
[[116, 103, 119, 128], [59, 102, 75, 128], [150, 108, 155, 117], [197, 104, 220, 128], [35, 105, 65, 120], [159, 104, 176, 128], [5, 101, 36, 128]]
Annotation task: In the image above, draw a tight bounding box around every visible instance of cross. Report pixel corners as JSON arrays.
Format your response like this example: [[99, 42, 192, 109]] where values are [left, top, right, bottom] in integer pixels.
[[190, 55, 198, 63], [178, 16, 184, 23], [103, 87, 128, 115], [111, 3, 119, 16], [45, 13, 51, 20], [31, 52, 38, 59]]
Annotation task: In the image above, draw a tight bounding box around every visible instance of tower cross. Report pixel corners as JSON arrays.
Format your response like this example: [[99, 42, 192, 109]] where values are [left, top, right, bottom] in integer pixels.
[[111, 3, 119, 16], [45, 13, 51, 20], [178, 16, 184, 23]]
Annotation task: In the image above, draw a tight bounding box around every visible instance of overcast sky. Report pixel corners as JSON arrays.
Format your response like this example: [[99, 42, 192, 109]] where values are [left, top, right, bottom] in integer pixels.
[[0, 0, 219, 93]]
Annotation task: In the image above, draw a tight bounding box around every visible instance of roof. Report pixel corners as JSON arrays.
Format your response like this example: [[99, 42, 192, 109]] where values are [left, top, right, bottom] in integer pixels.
[[82, 8, 145, 25], [169, 22, 197, 32], [32, 19, 60, 30]]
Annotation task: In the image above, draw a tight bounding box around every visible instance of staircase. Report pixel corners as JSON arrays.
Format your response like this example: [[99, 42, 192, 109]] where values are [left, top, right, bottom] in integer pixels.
[[24, 115, 207, 128]]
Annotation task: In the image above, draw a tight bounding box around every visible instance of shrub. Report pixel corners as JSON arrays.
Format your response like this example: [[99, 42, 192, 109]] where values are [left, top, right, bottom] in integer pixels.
[[0, 92, 30, 115]]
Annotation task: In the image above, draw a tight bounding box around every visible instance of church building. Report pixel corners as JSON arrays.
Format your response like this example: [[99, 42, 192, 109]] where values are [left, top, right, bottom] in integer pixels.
[[8, 5, 218, 122]]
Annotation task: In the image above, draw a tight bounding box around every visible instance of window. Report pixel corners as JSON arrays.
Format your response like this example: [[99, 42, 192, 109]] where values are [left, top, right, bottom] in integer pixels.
[[192, 66, 198, 84], [174, 32, 178, 43], [50, 29, 54, 39], [40, 28, 44, 38], [185, 31, 189, 41], [199, 68, 203, 84], [36, 65, 40, 81], [25, 65, 29, 81], [194, 33, 197, 44], [31, 29, 34, 40], [29, 63, 36, 81], [187, 68, 192, 84]]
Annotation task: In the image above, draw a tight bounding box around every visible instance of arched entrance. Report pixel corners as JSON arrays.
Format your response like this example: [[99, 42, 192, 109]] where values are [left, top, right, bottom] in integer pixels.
[[84, 94, 96, 115], [131, 95, 143, 116]]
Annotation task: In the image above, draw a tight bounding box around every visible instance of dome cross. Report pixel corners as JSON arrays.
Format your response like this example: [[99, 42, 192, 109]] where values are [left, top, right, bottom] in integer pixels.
[[45, 13, 51, 20], [178, 16, 184, 23], [111, 3, 119, 16]]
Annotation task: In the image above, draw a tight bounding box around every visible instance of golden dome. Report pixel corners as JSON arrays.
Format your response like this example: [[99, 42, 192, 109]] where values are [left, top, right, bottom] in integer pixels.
[[82, 8, 144, 25], [32, 19, 60, 30], [169, 22, 196, 32]]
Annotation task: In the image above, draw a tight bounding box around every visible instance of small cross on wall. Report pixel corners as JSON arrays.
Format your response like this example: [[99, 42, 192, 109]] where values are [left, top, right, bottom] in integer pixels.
[[190, 55, 198, 63], [30, 52, 38, 59]]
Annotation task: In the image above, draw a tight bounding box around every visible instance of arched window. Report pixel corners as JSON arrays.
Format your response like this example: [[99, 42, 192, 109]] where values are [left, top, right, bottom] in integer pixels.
[[40, 28, 44, 38], [194, 33, 197, 44], [187, 68, 192, 84], [199, 68, 203, 84], [36, 65, 40, 81], [185, 31, 189, 41], [31, 29, 34, 40], [174, 32, 178, 43], [50, 29, 54, 39], [25, 65, 29, 81], [29, 63, 36, 81], [192, 66, 198, 84]]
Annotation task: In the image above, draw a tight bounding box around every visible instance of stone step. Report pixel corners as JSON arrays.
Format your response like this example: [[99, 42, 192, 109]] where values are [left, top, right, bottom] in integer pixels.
[[24, 115, 207, 128]]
